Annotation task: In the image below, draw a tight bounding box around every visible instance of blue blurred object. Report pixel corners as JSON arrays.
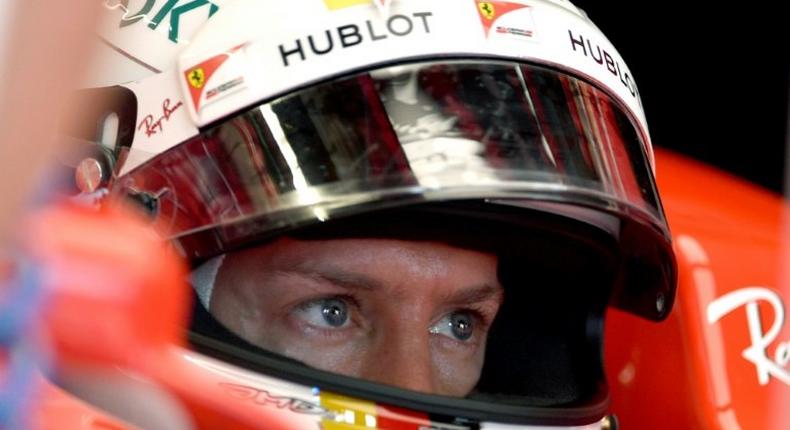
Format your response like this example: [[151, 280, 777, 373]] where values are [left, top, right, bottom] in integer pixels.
[[0, 256, 47, 430]]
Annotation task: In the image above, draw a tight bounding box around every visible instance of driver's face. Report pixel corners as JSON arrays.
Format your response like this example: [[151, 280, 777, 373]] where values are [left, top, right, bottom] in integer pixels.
[[209, 237, 503, 396]]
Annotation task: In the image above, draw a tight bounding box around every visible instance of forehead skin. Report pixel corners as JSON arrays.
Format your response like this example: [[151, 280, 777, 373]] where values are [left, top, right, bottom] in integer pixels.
[[210, 237, 502, 396]]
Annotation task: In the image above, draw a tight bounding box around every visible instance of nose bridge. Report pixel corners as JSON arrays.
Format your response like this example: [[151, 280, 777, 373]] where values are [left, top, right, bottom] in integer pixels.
[[360, 312, 435, 393]]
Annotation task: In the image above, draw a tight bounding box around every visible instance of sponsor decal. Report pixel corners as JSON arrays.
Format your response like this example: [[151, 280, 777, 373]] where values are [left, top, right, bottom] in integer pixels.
[[324, 0, 392, 14], [320, 391, 379, 429], [104, 0, 220, 43], [567, 29, 638, 99], [137, 98, 184, 137], [324, 0, 371, 9], [220, 383, 329, 415], [205, 77, 245, 101], [708, 287, 790, 386], [318, 391, 475, 430], [474, 1, 532, 39], [279, 11, 433, 67], [495, 26, 532, 38], [184, 45, 245, 111]]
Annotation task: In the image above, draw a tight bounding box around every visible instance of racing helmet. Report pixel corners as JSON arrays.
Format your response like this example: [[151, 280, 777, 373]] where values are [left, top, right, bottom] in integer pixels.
[[67, 0, 677, 428]]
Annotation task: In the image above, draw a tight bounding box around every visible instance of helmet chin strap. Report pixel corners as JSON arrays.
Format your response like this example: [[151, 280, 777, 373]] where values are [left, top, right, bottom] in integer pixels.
[[190, 254, 225, 311]]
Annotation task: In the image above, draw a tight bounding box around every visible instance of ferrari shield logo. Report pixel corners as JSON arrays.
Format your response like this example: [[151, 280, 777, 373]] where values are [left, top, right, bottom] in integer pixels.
[[187, 67, 206, 89], [184, 45, 246, 112], [478, 2, 495, 19], [474, 1, 532, 38]]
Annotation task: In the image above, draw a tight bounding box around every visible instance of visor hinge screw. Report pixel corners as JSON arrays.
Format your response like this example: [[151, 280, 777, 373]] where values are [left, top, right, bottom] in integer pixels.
[[656, 292, 666, 315], [75, 157, 108, 193], [602, 415, 619, 430]]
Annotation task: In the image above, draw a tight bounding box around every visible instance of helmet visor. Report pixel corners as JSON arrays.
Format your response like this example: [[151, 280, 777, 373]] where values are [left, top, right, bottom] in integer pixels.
[[116, 60, 665, 255]]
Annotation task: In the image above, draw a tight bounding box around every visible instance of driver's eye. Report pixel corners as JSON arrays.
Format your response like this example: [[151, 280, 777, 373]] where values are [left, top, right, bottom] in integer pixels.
[[295, 298, 350, 328], [430, 310, 476, 341], [450, 312, 474, 340]]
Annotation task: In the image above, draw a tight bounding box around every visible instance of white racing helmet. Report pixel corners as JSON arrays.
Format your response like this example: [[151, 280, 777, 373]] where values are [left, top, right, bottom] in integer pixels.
[[67, 0, 676, 428]]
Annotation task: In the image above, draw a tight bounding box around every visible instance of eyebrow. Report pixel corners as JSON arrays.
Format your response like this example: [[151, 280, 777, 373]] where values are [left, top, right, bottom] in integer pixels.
[[443, 284, 504, 306], [313, 268, 383, 291], [282, 265, 382, 291], [282, 265, 503, 305]]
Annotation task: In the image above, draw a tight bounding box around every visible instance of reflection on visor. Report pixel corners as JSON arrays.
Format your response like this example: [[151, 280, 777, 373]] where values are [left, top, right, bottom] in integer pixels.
[[115, 60, 662, 255]]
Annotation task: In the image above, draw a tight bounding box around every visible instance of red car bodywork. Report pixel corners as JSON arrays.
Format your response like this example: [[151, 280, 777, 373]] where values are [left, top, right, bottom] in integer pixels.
[[21, 148, 790, 429], [606, 150, 790, 429]]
